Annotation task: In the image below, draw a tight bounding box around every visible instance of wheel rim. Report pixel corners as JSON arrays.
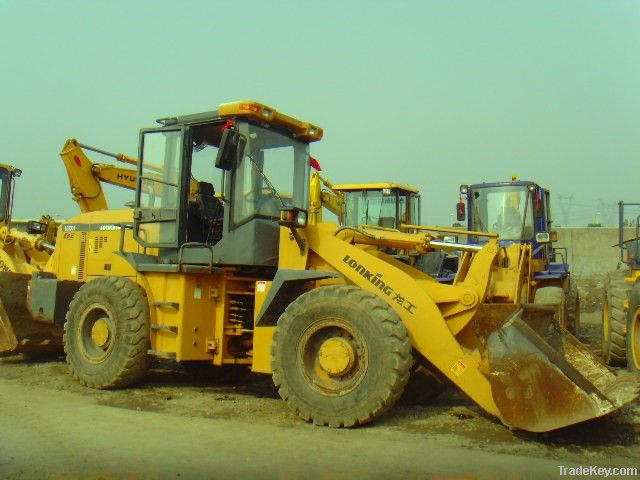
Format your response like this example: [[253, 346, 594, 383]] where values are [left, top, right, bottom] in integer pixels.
[[631, 308, 640, 370], [298, 318, 367, 396], [77, 303, 115, 363]]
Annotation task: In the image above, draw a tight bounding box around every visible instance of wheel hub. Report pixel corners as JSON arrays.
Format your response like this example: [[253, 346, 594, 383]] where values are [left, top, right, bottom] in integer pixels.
[[90, 318, 111, 348], [318, 337, 356, 376]]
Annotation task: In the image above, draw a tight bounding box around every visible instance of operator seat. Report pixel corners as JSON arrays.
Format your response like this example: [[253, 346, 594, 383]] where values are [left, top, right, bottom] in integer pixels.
[[378, 217, 396, 229], [192, 182, 224, 245]]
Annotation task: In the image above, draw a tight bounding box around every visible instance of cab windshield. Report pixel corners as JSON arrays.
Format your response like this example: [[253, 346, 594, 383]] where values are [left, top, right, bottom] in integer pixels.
[[232, 123, 309, 226], [471, 185, 533, 240], [0, 168, 11, 223], [343, 189, 412, 228]]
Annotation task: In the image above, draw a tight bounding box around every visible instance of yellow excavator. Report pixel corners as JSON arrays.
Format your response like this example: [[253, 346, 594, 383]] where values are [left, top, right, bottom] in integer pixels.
[[0, 101, 637, 432]]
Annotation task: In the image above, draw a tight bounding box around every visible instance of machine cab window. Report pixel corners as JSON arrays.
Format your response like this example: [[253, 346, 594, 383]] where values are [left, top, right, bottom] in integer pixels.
[[471, 185, 534, 241], [231, 122, 309, 228], [340, 186, 420, 229], [0, 167, 11, 224]]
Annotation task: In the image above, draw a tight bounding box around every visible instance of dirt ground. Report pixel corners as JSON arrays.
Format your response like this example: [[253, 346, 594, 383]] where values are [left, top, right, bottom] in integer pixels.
[[0, 278, 638, 479]]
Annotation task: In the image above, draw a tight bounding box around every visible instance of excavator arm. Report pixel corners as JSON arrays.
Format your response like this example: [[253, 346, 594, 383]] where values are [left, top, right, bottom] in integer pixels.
[[59, 139, 139, 213], [60, 139, 203, 213]]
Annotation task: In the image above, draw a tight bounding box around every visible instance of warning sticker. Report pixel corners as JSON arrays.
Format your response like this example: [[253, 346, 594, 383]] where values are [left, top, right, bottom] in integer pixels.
[[256, 281, 267, 293], [450, 359, 467, 377]]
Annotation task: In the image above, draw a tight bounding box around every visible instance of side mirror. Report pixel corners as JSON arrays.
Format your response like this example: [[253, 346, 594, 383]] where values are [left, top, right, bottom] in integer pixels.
[[535, 231, 558, 244], [215, 127, 246, 171], [456, 201, 466, 222]]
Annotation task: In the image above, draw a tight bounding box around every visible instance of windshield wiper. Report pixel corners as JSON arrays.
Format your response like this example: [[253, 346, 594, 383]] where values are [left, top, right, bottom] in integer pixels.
[[246, 154, 286, 207]]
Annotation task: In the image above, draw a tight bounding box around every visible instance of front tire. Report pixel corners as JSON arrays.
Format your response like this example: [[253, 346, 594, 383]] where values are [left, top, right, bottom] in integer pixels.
[[602, 271, 629, 366], [64, 276, 150, 389], [272, 285, 412, 427], [566, 286, 581, 336]]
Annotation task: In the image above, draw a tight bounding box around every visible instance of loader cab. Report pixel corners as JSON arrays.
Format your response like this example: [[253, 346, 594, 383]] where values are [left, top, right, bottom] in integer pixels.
[[461, 180, 557, 262], [133, 101, 321, 268], [334, 184, 421, 229]]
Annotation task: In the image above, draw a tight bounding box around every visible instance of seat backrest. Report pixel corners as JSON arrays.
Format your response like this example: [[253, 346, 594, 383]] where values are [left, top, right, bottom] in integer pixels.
[[378, 216, 396, 228], [196, 182, 222, 220]]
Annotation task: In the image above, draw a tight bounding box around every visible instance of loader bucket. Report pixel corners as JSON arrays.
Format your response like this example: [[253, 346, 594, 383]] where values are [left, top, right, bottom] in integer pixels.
[[476, 303, 638, 432], [0, 273, 63, 356]]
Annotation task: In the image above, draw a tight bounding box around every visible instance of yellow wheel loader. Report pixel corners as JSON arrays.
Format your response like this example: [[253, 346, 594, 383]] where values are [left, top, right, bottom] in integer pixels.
[[326, 181, 458, 282], [0, 163, 60, 354], [2, 101, 637, 432], [602, 201, 640, 371], [455, 179, 580, 335]]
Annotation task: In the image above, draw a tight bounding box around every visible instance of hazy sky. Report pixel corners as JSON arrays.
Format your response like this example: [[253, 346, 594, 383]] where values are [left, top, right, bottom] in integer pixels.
[[1, 0, 638, 226]]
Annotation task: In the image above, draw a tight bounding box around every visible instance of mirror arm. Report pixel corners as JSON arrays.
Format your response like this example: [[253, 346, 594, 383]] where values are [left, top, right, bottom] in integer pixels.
[[289, 227, 306, 254]]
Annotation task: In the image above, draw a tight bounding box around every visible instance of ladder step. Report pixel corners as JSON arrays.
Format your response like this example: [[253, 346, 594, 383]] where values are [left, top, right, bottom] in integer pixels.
[[147, 349, 176, 359], [151, 323, 178, 334], [154, 301, 179, 310]]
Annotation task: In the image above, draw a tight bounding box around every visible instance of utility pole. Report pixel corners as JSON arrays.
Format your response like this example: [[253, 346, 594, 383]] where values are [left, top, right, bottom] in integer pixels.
[[557, 194, 574, 227]]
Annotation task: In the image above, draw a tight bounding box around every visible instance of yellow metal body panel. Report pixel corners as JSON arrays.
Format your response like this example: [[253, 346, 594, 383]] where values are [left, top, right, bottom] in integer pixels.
[[251, 280, 273, 373], [142, 272, 218, 362], [49, 210, 138, 281], [251, 326, 275, 373], [139, 269, 256, 364]]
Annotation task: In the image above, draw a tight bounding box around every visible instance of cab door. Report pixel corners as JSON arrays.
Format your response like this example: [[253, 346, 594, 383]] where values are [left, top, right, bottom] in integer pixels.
[[134, 127, 187, 249]]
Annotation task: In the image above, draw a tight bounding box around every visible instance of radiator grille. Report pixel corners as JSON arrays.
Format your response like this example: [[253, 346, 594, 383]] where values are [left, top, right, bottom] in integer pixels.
[[78, 232, 87, 280]]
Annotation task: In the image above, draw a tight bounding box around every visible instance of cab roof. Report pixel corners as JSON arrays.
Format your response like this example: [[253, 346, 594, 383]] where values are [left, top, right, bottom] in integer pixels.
[[332, 183, 420, 194], [469, 180, 540, 190], [155, 100, 323, 143]]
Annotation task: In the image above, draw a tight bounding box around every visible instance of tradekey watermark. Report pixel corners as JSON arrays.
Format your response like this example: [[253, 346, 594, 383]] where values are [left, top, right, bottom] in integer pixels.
[[558, 465, 638, 477]]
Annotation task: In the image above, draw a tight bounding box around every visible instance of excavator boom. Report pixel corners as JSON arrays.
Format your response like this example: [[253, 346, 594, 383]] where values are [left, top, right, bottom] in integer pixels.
[[59, 139, 139, 213]]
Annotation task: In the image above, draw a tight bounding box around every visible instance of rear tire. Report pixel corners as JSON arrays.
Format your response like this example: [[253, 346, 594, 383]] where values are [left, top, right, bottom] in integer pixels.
[[272, 285, 412, 427], [566, 286, 581, 336], [64, 276, 150, 389], [626, 283, 640, 372], [602, 271, 630, 366]]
